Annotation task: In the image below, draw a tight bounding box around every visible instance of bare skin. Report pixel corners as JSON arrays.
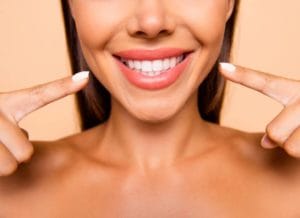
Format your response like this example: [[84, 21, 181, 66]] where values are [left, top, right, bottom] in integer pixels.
[[1, 0, 300, 217], [1, 124, 300, 217], [1, 66, 300, 217]]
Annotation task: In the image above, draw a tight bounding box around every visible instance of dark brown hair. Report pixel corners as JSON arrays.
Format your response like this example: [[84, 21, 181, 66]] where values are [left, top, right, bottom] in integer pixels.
[[61, 0, 240, 130]]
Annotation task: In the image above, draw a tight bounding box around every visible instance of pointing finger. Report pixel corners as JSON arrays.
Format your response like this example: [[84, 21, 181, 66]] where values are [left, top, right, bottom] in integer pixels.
[[2, 71, 89, 123], [219, 63, 300, 106]]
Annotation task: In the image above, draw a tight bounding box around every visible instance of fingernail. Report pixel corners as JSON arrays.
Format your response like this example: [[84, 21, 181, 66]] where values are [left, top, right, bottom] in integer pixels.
[[219, 62, 236, 74], [72, 71, 90, 82], [261, 134, 278, 149]]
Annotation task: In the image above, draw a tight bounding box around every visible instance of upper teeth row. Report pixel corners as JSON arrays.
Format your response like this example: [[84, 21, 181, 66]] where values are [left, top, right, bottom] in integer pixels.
[[121, 55, 184, 74]]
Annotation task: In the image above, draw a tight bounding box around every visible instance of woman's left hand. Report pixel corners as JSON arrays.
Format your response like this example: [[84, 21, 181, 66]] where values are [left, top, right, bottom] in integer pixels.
[[219, 63, 300, 158]]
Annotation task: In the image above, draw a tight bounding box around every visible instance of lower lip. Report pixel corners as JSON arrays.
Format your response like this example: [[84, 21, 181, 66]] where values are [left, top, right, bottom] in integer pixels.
[[114, 54, 192, 90]]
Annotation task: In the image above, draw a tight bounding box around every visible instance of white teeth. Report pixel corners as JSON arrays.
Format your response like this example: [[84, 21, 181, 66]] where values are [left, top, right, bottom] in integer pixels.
[[121, 55, 185, 77], [133, 60, 142, 70], [154, 71, 161, 76], [153, 60, 163, 71], [170, 57, 177, 68], [141, 61, 152, 72], [163, 59, 170, 71], [177, 56, 183, 63], [128, 60, 134, 69]]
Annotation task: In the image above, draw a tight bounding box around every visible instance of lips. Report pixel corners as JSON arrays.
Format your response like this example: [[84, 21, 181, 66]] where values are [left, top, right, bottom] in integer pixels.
[[113, 48, 193, 90]]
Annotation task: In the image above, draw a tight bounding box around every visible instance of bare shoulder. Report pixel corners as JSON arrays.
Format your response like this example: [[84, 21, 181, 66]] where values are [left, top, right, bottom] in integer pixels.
[[212, 123, 300, 178], [0, 126, 101, 194], [0, 140, 72, 193]]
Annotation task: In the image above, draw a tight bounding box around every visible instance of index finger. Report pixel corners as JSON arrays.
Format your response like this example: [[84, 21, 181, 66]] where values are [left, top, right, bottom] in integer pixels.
[[219, 63, 300, 106], [2, 71, 89, 123]]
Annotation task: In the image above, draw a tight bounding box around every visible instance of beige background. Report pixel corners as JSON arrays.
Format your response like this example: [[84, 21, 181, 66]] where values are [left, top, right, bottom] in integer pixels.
[[1, 0, 300, 140]]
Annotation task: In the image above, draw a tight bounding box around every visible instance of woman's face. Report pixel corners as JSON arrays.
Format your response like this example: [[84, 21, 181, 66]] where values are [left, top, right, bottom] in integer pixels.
[[68, 0, 234, 122]]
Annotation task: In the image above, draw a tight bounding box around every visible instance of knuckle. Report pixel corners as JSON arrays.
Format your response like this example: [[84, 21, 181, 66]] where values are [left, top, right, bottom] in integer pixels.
[[0, 161, 18, 177], [266, 124, 282, 143], [283, 141, 299, 157], [283, 135, 300, 158], [17, 146, 34, 163]]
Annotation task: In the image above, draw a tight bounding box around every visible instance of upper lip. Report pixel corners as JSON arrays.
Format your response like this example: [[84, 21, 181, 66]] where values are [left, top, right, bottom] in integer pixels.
[[113, 48, 193, 61]]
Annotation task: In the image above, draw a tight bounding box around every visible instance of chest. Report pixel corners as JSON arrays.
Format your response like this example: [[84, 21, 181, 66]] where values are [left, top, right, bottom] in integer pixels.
[[1, 173, 300, 218]]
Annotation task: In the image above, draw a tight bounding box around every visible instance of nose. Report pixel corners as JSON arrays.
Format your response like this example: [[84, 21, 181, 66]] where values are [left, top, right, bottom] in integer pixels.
[[126, 0, 176, 39]]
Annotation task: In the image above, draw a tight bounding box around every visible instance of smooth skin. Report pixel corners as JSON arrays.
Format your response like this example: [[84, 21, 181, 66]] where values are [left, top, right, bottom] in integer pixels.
[[1, 0, 300, 217]]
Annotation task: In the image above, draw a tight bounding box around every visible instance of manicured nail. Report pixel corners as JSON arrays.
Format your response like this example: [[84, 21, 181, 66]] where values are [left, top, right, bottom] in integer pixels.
[[219, 62, 236, 74], [72, 71, 90, 82], [261, 134, 278, 149]]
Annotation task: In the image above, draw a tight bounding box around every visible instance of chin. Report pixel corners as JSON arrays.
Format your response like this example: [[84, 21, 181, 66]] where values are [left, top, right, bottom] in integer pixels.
[[128, 101, 182, 124]]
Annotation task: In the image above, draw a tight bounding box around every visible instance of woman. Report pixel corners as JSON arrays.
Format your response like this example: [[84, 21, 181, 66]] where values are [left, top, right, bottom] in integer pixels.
[[1, 0, 300, 217]]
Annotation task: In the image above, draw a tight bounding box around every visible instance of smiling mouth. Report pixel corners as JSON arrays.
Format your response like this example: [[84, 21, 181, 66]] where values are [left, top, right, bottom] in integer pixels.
[[114, 53, 189, 77], [112, 48, 193, 90]]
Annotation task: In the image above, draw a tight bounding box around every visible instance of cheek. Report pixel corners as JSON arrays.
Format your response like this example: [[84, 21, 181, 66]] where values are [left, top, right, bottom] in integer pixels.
[[71, 1, 131, 49], [70, 1, 133, 90], [176, 0, 228, 47]]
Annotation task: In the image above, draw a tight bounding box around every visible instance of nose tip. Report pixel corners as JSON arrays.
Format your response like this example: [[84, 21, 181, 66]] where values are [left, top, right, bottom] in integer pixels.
[[127, 4, 175, 39], [134, 19, 172, 39]]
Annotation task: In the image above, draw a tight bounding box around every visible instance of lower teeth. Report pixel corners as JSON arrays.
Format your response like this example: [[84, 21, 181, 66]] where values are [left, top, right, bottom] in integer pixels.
[[140, 71, 162, 76]]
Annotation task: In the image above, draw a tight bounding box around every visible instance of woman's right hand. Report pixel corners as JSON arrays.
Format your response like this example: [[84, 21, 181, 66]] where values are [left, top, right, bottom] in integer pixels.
[[0, 71, 89, 176]]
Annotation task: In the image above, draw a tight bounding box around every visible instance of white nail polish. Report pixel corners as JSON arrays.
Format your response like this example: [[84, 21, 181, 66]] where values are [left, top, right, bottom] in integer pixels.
[[220, 62, 236, 73], [72, 71, 90, 82]]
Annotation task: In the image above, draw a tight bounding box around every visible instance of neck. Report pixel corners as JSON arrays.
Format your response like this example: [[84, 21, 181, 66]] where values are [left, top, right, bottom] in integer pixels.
[[98, 93, 213, 171]]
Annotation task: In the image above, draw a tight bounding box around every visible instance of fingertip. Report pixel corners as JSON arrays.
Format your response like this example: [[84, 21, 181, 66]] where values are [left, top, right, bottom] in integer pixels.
[[70, 71, 90, 93], [219, 62, 236, 75], [72, 71, 90, 82]]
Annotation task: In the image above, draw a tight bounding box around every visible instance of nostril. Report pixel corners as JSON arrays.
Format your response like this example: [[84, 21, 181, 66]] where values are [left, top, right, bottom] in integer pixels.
[[159, 29, 169, 35], [135, 29, 171, 39], [136, 31, 146, 37]]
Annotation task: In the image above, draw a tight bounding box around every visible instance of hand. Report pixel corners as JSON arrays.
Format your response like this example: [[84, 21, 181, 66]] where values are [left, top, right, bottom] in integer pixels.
[[0, 71, 89, 176], [219, 63, 300, 158]]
